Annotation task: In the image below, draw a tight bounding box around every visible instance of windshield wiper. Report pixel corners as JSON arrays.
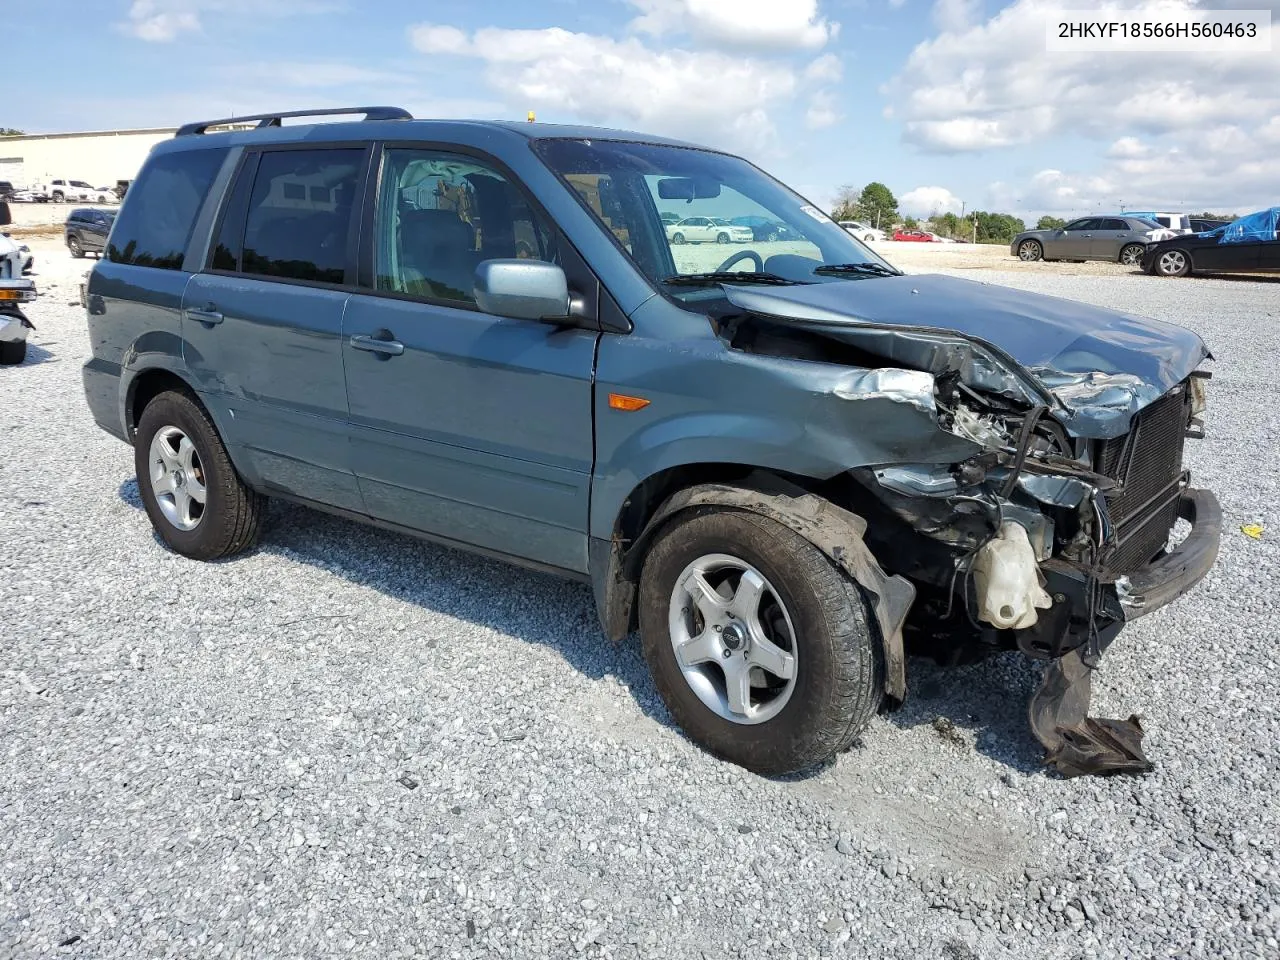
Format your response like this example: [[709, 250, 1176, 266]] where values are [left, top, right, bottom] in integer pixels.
[[812, 262, 901, 278], [661, 271, 800, 286]]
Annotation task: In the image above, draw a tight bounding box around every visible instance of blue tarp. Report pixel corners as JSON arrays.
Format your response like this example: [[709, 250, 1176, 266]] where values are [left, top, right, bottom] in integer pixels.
[[1216, 206, 1279, 243]]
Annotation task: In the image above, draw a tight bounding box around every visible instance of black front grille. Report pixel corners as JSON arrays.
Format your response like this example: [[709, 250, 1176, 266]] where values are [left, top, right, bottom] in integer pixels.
[[1095, 385, 1191, 573]]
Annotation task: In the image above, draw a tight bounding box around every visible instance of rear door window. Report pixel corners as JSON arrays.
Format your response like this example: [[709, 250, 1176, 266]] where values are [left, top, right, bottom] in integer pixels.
[[106, 148, 227, 270], [221, 148, 365, 285], [1101, 218, 1129, 231]]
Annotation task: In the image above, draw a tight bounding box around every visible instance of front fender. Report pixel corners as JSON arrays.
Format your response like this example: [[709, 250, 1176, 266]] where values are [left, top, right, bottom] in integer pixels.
[[592, 474, 915, 702]]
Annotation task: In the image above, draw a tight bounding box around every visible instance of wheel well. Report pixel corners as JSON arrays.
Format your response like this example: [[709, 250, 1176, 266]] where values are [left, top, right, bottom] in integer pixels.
[[613, 464, 819, 578], [127, 369, 197, 439]]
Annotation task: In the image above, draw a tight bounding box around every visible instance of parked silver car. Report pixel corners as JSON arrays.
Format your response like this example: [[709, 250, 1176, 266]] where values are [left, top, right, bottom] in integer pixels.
[[1011, 216, 1174, 265]]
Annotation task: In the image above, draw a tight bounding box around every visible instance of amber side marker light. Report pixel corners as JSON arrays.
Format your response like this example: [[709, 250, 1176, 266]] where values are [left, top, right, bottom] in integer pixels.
[[608, 393, 650, 411]]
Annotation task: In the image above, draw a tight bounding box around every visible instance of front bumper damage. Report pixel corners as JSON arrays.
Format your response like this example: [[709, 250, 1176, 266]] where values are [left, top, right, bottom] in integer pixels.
[[1028, 487, 1220, 777]]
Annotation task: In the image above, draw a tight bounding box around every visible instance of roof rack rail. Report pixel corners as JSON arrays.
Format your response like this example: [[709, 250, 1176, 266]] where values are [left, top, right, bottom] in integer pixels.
[[175, 106, 414, 137]]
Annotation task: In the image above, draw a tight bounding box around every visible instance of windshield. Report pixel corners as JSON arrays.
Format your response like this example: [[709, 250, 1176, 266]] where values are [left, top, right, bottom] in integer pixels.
[[534, 138, 897, 301]]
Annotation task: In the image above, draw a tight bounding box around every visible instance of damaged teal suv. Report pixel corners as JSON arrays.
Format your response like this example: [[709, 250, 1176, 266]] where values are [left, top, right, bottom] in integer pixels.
[[82, 107, 1220, 777]]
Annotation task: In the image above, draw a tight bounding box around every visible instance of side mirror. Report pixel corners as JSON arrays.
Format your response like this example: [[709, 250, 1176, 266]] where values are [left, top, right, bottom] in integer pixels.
[[474, 259, 570, 322]]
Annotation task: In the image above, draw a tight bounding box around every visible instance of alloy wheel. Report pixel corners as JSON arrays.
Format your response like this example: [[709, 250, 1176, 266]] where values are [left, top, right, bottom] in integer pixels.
[[667, 553, 798, 725], [148, 425, 207, 531]]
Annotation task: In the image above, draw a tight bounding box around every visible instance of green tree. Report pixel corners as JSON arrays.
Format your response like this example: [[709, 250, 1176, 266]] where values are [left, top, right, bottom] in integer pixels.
[[855, 182, 898, 228], [830, 184, 861, 222], [930, 212, 961, 237], [0, 128, 24, 137], [1036, 215, 1067, 230], [903, 215, 920, 230], [972, 211, 1026, 243]]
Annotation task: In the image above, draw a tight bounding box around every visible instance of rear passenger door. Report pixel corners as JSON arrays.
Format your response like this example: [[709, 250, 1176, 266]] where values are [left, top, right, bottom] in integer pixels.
[[341, 145, 598, 573], [1090, 218, 1131, 260], [183, 145, 370, 511]]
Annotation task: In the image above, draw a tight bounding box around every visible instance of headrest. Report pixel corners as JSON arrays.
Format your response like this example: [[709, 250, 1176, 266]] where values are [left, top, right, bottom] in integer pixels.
[[400, 207, 474, 251]]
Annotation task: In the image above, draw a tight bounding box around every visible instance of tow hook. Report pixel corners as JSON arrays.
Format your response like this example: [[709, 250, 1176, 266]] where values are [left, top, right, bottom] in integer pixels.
[[1027, 647, 1153, 778]]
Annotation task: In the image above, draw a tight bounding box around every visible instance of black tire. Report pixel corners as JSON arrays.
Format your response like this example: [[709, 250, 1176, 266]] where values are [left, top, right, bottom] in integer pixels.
[[0, 339, 26, 365], [134, 389, 265, 561], [51, 191, 64, 203], [67, 234, 83, 258], [716, 232, 730, 244], [1154, 248, 1192, 277], [1119, 243, 1146, 267], [638, 509, 884, 776], [672, 232, 685, 245]]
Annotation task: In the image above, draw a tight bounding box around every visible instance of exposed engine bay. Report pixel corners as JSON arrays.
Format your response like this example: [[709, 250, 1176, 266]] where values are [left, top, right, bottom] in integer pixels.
[[711, 277, 1221, 777]]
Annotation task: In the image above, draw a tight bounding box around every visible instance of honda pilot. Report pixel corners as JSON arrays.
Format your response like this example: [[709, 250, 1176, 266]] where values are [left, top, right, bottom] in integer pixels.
[[82, 107, 1220, 777]]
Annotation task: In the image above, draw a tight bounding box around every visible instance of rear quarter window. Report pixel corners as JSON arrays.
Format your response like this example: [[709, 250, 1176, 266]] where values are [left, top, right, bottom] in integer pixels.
[[106, 147, 227, 270]]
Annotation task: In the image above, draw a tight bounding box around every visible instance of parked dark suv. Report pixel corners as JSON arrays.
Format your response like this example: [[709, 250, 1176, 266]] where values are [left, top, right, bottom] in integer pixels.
[[81, 107, 1221, 777], [65, 207, 116, 257]]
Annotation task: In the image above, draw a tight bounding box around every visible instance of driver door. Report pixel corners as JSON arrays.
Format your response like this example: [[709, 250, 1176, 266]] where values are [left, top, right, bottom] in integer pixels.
[[341, 146, 598, 573], [1051, 219, 1096, 258]]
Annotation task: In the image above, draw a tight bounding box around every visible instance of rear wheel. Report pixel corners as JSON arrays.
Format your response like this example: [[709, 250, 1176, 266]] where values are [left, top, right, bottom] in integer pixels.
[[1155, 249, 1191, 277], [1017, 239, 1043, 261], [0, 339, 26, 365], [67, 234, 83, 258], [51, 191, 64, 203], [1119, 243, 1146, 266], [134, 389, 264, 561], [672, 232, 686, 245], [638, 509, 884, 776]]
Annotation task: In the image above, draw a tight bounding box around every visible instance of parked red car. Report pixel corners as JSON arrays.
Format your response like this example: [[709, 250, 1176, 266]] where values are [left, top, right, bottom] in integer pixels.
[[893, 230, 933, 242]]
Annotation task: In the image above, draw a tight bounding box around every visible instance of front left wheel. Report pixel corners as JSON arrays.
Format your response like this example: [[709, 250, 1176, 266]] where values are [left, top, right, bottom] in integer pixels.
[[134, 389, 265, 561], [1155, 249, 1191, 277], [638, 509, 884, 776]]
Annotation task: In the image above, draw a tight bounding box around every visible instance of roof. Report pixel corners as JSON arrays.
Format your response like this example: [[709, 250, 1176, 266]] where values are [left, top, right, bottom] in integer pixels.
[[156, 116, 711, 154]]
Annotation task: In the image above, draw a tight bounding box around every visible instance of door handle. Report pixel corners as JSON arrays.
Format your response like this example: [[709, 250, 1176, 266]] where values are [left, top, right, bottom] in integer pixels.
[[185, 306, 223, 325], [350, 334, 404, 357]]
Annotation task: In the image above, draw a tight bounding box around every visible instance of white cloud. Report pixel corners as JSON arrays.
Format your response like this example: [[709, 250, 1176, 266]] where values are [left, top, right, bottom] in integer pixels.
[[123, 1, 199, 41], [409, 24, 470, 55], [408, 23, 799, 154], [806, 91, 840, 129], [1106, 136, 1149, 159], [804, 53, 843, 84], [890, 0, 1280, 210], [931, 0, 981, 32], [901, 185, 964, 217], [120, 0, 337, 42], [891, 0, 1280, 151], [629, 0, 838, 50]]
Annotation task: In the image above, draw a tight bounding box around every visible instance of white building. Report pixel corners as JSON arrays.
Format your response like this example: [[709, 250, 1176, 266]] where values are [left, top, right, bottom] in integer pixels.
[[0, 125, 247, 189]]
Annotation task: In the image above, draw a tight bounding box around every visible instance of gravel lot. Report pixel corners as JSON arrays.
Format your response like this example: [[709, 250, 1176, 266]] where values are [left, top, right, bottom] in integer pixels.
[[2, 239, 1277, 959]]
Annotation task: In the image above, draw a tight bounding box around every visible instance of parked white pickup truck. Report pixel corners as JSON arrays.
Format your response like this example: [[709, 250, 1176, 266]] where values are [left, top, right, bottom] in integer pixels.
[[29, 178, 111, 203]]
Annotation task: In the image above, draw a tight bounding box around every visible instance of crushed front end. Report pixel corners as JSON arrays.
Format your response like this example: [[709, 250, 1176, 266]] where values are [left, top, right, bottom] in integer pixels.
[[850, 370, 1219, 776], [715, 278, 1221, 776]]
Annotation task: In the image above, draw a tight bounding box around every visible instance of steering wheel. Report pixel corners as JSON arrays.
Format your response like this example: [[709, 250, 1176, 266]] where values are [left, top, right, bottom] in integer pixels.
[[715, 249, 763, 273]]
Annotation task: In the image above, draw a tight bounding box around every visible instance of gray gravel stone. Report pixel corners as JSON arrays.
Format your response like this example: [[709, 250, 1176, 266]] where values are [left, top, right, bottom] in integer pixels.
[[1, 244, 1277, 959]]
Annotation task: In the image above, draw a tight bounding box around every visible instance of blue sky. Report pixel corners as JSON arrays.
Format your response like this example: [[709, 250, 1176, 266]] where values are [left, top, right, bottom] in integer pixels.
[[8, 0, 1278, 221]]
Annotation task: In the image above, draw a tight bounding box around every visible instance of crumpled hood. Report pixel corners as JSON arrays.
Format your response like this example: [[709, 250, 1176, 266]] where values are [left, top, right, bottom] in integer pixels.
[[723, 273, 1211, 438]]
